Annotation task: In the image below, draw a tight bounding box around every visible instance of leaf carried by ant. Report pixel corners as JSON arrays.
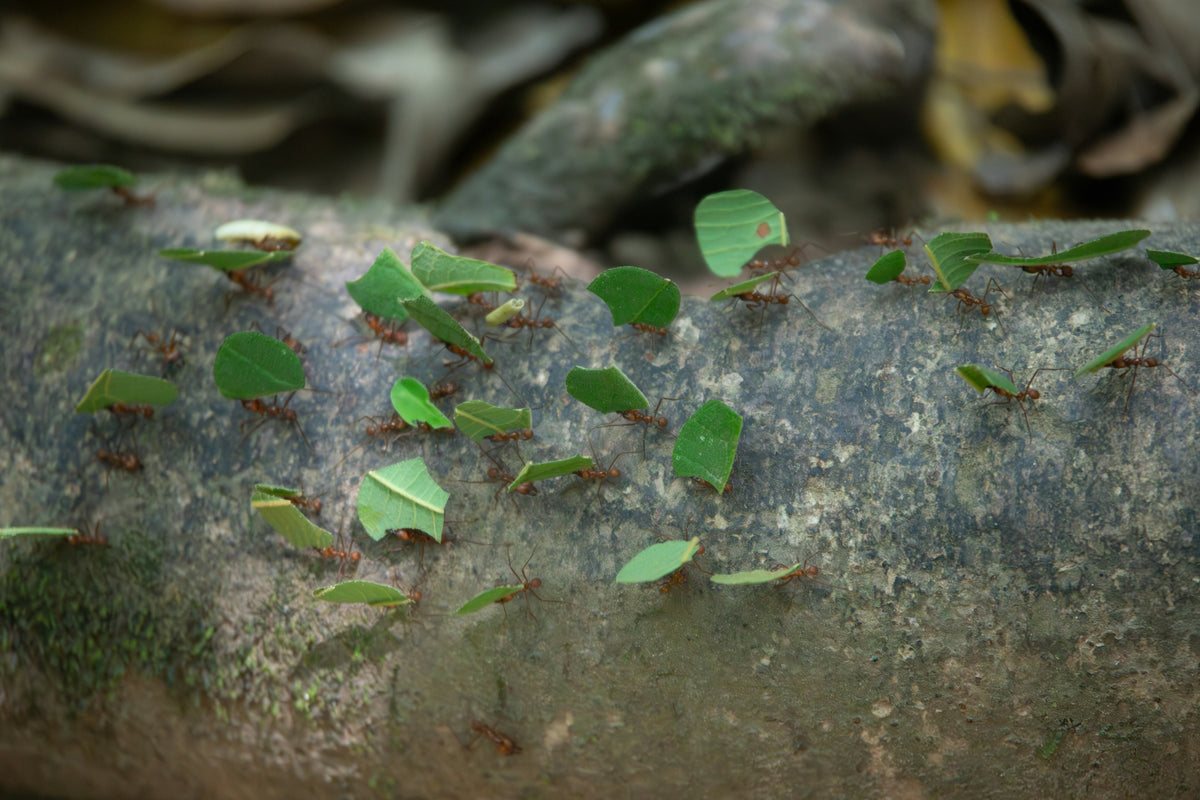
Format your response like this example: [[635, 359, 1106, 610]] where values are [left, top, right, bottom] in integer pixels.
[[357, 457, 450, 542], [1146, 249, 1198, 269], [565, 365, 648, 413], [615, 538, 703, 583], [75, 368, 178, 413], [313, 580, 414, 608], [345, 247, 426, 321], [453, 400, 532, 443], [924, 232, 993, 293], [215, 219, 302, 249], [401, 295, 492, 364], [486, 298, 525, 326], [864, 251, 907, 284], [1074, 322, 1156, 377], [159, 248, 292, 272], [967, 230, 1151, 267], [672, 400, 742, 493], [53, 164, 136, 190], [251, 487, 334, 549], [587, 266, 681, 327], [453, 584, 524, 615], [694, 189, 788, 278], [708, 271, 779, 302], [955, 364, 1020, 396], [409, 241, 517, 295], [710, 563, 804, 585], [0, 527, 78, 539], [507, 455, 594, 491], [212, 331, 305, 399], [390, 377, 453, 430]]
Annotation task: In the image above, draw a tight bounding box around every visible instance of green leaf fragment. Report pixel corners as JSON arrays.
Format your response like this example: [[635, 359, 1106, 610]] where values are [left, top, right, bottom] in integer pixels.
[[486, 298, 525, 326], [251, 487, 334, 549], [390, 377, 453, 429], [409, 241, 517, 294], [313, 581, 414, 608], [709, 271, 779, 302], [159, 248, 292, 272], [967, 230, 1151, 266], [356, 458, 450, 542], [75, 368, 178, 413], [1146, 249, 1198, 269], [864, 250, 907, 284], [1, 527, 79, 539], [53, 164, 136, 190], [587, 266, 681, 327], [453, 400, 532, 443], [345, 247, 426, 321], [508, 455, 593, 491], [710, 564, 804, 585], [955, 364, 1019, 395], [695, 189, 789, 278], [212, 331, 305, 399], [672, 400, 742, 492], [454, 585, 525, 615], [924, 232, 993, 293], [615, 538, 702, 583], [402, 295, 491, 364], [214, 219, 302, 249], [565, 365, 648, 413], [1074, 322, 1156, 377]]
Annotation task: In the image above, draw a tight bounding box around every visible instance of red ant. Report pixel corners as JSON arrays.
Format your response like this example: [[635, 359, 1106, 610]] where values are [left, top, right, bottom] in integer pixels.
[[387, 526, 479, 570], [107, 402, 155, 421], [485, 466, 538, 509], [949, 278, 1007, 336], [440, 337, 522, 401], [250, 321, 306, 356], [67, 521, 109, 547], [505, 296, 578, 352], [107, 185, 155, 207], [240, 392, 312, 451], [570, 438, 632, 510], [769, 557, 856, 610], [1168, 263, 1200, 280], [491, 544, 552, 621], [468, 720, 521, 756], [363, 313, 408, 348], [691, 476, 733, 495], [359, 412, 411, 445], [894, 271, 932, 287], [521, 259, 568, 293], [596, 396, 678, 458], [427, 381, 460, 400], [90, 445, 142, 487], [1097, 331, 1198, 418], [129, 327, 186, 372], [976, 367, 1066, 437], [317, 538, 361, 580], [224, 268, 275, 303], [625, 321, 689, 360], [467, 292, 498, 313], [485, 428, 533, 445], [732, 274, 830, 330], [287, 487, 323, 517], [866, 230, 915, 249]]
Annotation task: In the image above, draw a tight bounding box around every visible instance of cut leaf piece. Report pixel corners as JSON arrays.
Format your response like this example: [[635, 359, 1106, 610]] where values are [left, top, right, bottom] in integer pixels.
[[924, 232, 993, 293], [409, 241, 517, 295], [864, 250, 907, 284], [390, 377, 453, 429], [313, 581, 414, 608], [453, 401, 532, 443], [75, 368, 178, 413], [565, 365, 648, 413], [587, 267, 681, 327], [1074, 322, 1156, 377], [709, 271, 778, 302], [402, 295, 491, 364], [215, 219, 301, 250], [357, 458, 450, 542], [955, 364, 1019, 395], [345, 247, 426, 321], [212, 331, 305, 399], [695, 189, 788, 277], [53, 164, 136, 190], [672, 400, 742, 492], [1, 527, 79, 539], [486, 298, 525, 326], [615, 538, 703, 583], [159, 248, 292, 272], [710, 564, 804, 585], [508, 455, 593, 491], [251, 487, 333, 549], [1146, 249, 1198, 269], [454, 585, 525, 615], [967, 230, 1151, 266]]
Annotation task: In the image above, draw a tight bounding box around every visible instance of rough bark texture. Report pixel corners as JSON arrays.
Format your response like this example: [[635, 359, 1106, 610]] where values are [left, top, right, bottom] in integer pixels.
[[2, 154, 1200, 798]]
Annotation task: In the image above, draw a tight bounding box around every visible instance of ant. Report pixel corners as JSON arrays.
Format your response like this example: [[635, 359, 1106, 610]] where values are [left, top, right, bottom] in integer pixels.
[[287, 487, 323, 517], [359, 412, 411, 446], [866, 229, 915, 249], [468, 720, 521, 756], [485, 428, 533, 445], [363, 313, 408, 348], [485, 466, 538, 509], [387, 526, 480, 570], [949, 278, 1007, 336], [1168, 263, 1200, 280], [596, 396, 678, 458], [90, 444, 142, 487], [893, 270, 932, 287], [732, 274, 830, 330], [691, 476, 733, 496], [107, 402, 155, 421], [224, 268, 276, 303], [769, 557, 856, 610], [467, 292, 498, 313], [505, 295, 578, 352], [1097, 332, 1198, 418], [492, 544, 552, 621], [129, 327, 186, 373], [440, 336, 523, 401], [250, 321, 306, 356], [67, 521, 109, 547], [317, 542, 361, 580], [625, 321, 689, 361], [570, 437, 632, 510], [427, 381, 460, 401], [524, 262, 568, 293], [977, 367, 1067, 437], [239, 392, 312, 452]]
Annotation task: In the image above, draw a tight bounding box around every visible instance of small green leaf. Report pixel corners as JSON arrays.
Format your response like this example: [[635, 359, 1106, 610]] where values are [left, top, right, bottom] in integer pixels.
[[695, 190, 788, 277], [615, 538, 702, 583], [454, 585, 524, 615], [345, 247, 426, 321], [357, 458, 450, 542], [453, 401, 532, 443], [587, 267, 681, 327], [159, 248, 292, 272], [672, 400, 742, 492], [313, 581, 413, 608], [252, 488, 333, 549], [212, 331, 305, 399], [710, 564, 804, 585], [865, 250, 907, 284], [1146, 249, 1198, 269], [955, 364, 1019, 395], [1074, 322, 1156, 377], [251, 483, 301, 500], [402, 295, 491, 364], [410, 241, 517, 294], [390, 377, 453, 429], [75, 369, 178, 413], [53, 164, 136, 190], [967, 230, 1151, 266], [709, 271, 779, 302], [924, 232, 993, 293], [565, 366, 648, 413], [214, 219, 302, 249], [485, 298, 525, 326], [508, 455, 594, 491], [1, 527, 79, 539]]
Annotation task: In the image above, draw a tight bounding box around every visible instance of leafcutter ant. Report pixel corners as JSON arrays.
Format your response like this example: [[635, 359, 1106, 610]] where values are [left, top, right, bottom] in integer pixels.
[[250, 321, 306, 356], [691, 476, 733, 496], [976, 366, 1067, 437], [129, 326, 187, 373], [731, 274, 830, 331], [88, 443, 142, 487], [1167, 263, 1200, 280], [949, 278, 1007, 336], [387, 526, 480, 571], [286, 483, 323, 517], [504, 295, 579, 353], [1096, 331, 1198, 418], [316, 534, 361, 581], [107, 402, 155, 421], [224, 267, 276, 304], [770, 556, 856, 610], [427, 381, 460, 401], [67, 521, 109, 547], [866, 229, 915, 249], [467, 719, 521, 756], [595, 396, 678, 458], [239, 391, 312, 452], [491, 544, 555, 621]]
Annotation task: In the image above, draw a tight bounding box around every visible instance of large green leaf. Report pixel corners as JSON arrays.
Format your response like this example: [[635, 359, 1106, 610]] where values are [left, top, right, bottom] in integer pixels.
[[356, 458, 450, 542], [313, 581, 414, 608], [1146, 249, 1198, 270], [709, 271, 778, 302], [345, 247, 426, 321], [53, 164, 136, 190], [212, 331, 305, 400], [615, 538, 702, 583], [565, 366, 648, 413], [402, 295, 491, 364], [924, 232, 993, 293], [390, 378, 453, 429], [694, 190, 789, 277], [968, 230, 1151, 266], [587, 267, 680, 327], [671, 400, 742, 492], [251, 487, 333, 549], [75, 369, 177, 413], [453, 585, 524, 615], [453, 401, 532, 443], [710, 564, 804, 585], [955, 364, 1019, 396], [508, 455, 593, 491], [864, 251, 907, 284], [1074, 322, 1156, 377], [159, 248, 292, 272], [409, 241, 517, 295]]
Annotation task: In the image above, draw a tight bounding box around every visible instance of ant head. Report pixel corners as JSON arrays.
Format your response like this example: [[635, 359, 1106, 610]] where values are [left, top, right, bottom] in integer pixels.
[[350, 551, 362, 562], [487, 467, 502, 480], [696, 544, 706, 556], [1026, 388, 1041, 401], [516, 482, 537, 496], [654, 416, 668, 428], [528, 578, 542, 590], [608, 467, 621, 478], [283, 410, 298, 422]]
